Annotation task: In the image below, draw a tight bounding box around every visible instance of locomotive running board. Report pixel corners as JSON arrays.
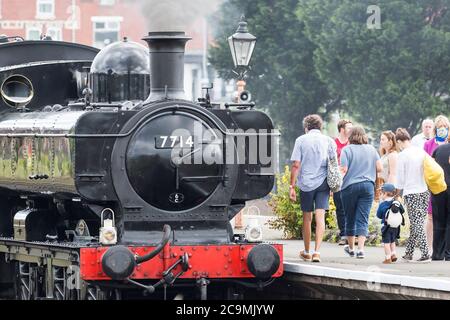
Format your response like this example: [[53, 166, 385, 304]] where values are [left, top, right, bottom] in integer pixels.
[[0, 237, 81, 267]]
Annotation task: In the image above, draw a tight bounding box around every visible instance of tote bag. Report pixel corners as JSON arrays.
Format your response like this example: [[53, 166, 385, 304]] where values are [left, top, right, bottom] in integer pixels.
[[327, 144, 343, 192]]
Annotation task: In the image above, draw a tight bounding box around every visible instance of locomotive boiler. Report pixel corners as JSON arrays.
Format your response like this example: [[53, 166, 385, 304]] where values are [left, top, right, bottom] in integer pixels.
[[0, 32, 282, 300]]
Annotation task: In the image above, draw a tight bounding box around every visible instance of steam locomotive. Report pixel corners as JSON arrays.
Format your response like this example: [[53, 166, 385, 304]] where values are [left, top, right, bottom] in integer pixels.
[[0, 32, 282, 300]]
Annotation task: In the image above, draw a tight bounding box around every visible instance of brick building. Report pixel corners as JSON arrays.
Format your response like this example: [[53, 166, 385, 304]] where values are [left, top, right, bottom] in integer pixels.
[[0, 0, 233, 101]]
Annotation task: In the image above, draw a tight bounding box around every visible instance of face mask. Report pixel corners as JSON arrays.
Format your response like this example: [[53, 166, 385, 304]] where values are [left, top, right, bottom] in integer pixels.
[[436, 127, 449, 142]]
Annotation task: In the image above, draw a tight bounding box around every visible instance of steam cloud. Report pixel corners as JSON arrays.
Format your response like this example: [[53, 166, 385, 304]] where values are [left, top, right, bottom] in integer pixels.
[[139, 0, 223, 31]]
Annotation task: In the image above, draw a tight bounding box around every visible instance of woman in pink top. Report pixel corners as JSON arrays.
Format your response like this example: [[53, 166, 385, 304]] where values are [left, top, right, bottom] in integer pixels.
[[424, 115, 450, 253]]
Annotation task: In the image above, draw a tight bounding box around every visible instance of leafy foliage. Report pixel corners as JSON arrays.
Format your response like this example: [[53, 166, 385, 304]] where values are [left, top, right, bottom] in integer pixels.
[[367, 204, 382, 246], [209, 0, 333, 164], [299, 0, 450, 134], [268, 166, 338, 240], [210, 0, 448, 246], [268, 166, 302, 239], [210, 0, 450, 145]]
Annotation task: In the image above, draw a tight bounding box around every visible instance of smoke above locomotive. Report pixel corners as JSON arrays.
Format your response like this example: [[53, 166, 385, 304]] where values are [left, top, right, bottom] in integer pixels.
[[139, 0, 223, 32]]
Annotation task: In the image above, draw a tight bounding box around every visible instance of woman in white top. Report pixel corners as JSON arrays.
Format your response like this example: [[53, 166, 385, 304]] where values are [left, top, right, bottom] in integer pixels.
[[379, 130, 398, 184], [395, 128, 431, 262]]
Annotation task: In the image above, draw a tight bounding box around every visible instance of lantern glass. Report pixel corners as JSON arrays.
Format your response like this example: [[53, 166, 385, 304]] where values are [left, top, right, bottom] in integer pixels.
[[227, 36, 237, 66], [227, 20, 256, 68]]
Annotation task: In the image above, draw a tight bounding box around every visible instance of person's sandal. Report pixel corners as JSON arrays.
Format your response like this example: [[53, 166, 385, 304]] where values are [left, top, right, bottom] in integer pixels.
[[391, 254, 398, 262], [382, 258, 392, 264], [312, 252, 321, 263], [299, 250, 312, 262]]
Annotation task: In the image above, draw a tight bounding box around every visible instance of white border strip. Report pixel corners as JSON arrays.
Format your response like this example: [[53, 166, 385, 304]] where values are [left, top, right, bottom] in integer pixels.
[[284, 262, 450, 292]]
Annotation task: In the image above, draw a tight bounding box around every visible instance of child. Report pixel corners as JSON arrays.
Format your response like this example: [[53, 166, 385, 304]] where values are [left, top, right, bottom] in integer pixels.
[[376, 183, 405, 264]]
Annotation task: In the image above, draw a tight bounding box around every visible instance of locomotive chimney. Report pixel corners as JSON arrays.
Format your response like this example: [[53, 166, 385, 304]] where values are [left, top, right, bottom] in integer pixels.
[[143, 31, 191, 102]]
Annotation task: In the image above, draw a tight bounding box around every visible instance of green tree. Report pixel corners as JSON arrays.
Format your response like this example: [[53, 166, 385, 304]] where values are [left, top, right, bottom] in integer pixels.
[[209, 0, 334, 165], [299, 0, 450, 134]]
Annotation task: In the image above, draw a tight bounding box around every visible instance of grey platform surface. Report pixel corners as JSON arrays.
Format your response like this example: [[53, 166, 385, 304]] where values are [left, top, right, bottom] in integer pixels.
[[281, 240, 450, 294], [236, 211, 450, 296]]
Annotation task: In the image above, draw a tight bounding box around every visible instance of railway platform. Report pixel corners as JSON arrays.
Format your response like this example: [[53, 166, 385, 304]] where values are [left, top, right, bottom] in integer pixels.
[[273, 240, 450, 300], [236, 211, 450, 299]]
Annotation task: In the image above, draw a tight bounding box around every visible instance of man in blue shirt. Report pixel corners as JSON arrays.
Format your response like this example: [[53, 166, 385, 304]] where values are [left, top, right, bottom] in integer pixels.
[[290, 114, 336, 263]]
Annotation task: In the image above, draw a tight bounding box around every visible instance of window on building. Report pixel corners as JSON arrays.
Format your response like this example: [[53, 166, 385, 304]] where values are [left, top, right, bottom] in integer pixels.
[[92, 17, 122, 48], [100, 0, 115, 5], [36, 0, 55, 19], [46, 27, 62, 41], [26, 27, 42, 40]]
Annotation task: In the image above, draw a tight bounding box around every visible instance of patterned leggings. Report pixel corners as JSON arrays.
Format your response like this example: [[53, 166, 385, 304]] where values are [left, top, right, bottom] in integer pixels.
[[404, 191, 430, 257]]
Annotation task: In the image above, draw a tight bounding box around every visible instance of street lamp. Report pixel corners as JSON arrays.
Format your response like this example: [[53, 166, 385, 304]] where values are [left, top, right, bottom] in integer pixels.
[[228, 17, 257, 230], [228, 16, 257, 79]]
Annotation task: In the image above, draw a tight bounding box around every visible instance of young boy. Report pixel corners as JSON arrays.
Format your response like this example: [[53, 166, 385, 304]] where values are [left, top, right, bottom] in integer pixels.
[[376, 183, 405, 264]]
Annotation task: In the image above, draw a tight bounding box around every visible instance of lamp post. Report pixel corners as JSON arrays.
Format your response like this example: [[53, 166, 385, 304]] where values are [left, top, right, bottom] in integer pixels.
[[228, 16, 256, 229], [228, 16, 257, 80]]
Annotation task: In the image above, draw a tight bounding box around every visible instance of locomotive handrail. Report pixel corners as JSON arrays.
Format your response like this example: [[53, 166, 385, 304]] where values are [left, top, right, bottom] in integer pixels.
[[0, 36, 24, 43], [135, 224, 171, 264], [0, 105, 280, 138], [224, 102, 255, 109], [180, 175, 224, 182]]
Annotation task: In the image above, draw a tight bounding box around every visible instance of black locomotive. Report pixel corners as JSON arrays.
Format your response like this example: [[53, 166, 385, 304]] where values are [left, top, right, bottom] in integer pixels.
[[0, 32, 282, 300]]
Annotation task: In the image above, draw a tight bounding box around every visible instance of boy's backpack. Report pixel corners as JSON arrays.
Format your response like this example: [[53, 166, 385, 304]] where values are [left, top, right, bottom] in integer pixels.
[[385, 200, 404, 228]]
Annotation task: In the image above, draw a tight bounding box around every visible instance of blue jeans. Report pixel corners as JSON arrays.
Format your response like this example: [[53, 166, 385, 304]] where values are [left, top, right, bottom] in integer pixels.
[[333, 191, 346, 238], [341, 181, 374, 237]]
